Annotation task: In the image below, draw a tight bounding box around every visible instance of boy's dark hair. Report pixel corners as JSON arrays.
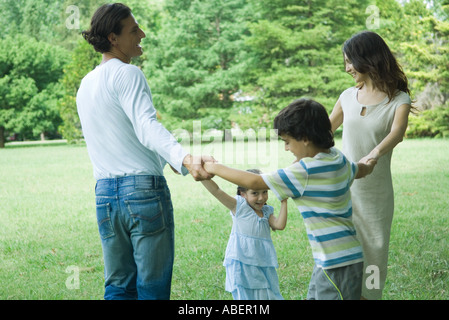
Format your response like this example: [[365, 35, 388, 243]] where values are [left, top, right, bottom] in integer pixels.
[[237, 169, 262, 195], [82, 3, 131, 53], [274, 98, 334, 149]]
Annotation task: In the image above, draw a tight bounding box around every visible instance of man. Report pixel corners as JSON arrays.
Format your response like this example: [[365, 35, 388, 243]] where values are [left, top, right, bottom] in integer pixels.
[[76, 3, 213, 300]]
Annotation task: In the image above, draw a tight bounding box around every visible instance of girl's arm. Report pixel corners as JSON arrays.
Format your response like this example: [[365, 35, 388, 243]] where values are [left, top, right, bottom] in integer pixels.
[[201, 180, 237, 213], [361, 103, 411, 162], [269, 199, 288, 231], [203, 162, 268, 191]]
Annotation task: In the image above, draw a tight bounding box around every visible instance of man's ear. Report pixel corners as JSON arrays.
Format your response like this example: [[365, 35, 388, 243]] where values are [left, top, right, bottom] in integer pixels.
[[107, 32, 118, 46]]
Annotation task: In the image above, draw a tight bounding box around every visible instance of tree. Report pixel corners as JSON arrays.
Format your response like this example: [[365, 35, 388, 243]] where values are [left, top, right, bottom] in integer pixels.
[[244, 0, 371, 113], [1, 0, 448, 142], [402, 0, 449, 106], [375, 0, 449, 109], [58, 40, 101, 143], [0, 35, 68, 147], [143, 0, 253, 131]]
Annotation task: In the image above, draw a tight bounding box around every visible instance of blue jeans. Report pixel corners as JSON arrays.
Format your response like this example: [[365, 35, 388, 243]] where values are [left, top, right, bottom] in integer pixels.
[[95, 175, 175, 300]]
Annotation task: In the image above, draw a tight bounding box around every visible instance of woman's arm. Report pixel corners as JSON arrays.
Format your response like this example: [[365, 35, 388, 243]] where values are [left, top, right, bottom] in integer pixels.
[[269, 199, 288, 231], [201, 180, 237, 213], [362, 104, 411, 161], [329, 98, 343, 133]]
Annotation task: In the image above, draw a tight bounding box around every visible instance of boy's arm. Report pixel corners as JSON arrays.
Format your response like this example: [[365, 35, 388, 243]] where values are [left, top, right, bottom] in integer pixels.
[[201, 179, 237, 213], [203, 162, 269, 190], [269, 199, 288, 231], [355, 159, 377, 179]]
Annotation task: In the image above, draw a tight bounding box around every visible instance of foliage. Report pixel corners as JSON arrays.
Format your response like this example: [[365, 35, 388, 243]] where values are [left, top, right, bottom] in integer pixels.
[[407, 104, 449, 138], [375, 0, 449, 104], [0, 0, 448, 146], [0, 35, 68, 146], [244, 0, 369, 111], [58, 40, 101, 143], [144, 0, 253, 131]]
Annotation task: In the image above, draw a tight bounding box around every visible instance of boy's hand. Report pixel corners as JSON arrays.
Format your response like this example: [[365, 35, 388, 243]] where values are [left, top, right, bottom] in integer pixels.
[[360, 155, 377, 174], [356, 157, 377, 178], [203, 159, 217, 175]]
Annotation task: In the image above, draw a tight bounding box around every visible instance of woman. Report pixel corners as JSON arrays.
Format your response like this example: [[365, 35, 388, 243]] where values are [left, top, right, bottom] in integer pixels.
[[329, 31, 413, 300]]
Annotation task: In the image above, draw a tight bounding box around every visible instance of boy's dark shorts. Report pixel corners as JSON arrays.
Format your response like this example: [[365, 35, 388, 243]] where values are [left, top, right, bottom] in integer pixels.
[[307, 262, 363, 300]]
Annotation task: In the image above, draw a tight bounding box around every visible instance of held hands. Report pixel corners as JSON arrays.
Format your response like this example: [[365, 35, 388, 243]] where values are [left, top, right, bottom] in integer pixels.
[[357, 155, 378, 178], [360, 148, 380, 173], [364, 158, 377, 176], [183, 154, 217, 181]]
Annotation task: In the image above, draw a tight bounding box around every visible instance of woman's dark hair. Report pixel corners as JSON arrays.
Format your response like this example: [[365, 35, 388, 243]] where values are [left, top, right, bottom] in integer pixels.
[[274, 98, 334, 149], [82, 3, 131, 53], [343, 31, 411, 102], [237, 169, 262, 195]]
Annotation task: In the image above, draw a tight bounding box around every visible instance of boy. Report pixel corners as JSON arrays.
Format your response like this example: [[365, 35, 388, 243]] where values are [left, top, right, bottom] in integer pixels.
[[203, 98, 376, 299]]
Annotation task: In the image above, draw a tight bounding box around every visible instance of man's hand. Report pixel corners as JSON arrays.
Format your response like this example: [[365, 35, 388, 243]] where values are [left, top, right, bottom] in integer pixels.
[[183, 154, 217, 181]]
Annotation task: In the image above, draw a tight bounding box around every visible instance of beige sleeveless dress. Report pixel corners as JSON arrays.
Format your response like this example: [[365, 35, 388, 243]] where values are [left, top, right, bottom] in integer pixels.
[[339, 87, 411, 299]]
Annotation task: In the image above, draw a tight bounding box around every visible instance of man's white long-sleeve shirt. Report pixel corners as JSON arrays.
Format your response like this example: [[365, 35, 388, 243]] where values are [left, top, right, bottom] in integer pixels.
[[77, 58, 188, 180]]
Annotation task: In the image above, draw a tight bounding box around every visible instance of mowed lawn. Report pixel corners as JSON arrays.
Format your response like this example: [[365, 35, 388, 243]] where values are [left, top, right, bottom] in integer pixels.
[[0, 138, 448, 300]]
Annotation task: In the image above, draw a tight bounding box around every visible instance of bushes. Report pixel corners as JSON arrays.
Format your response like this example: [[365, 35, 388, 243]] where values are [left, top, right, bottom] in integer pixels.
[[407, 105, 449, 138]]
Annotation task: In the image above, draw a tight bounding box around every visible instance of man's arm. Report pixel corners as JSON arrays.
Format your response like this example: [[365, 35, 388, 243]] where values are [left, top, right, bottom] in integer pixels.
[[203, 162, 268, 190], [116, 65, 214, 180]]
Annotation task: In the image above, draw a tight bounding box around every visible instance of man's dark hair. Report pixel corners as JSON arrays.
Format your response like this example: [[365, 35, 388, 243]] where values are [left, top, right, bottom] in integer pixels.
[[82, 3, 131, 53], [273, 98, 335, 149]]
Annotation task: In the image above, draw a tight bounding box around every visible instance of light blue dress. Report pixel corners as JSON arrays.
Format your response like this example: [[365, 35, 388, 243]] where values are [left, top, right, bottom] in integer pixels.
[[224, 196, 283, 300]]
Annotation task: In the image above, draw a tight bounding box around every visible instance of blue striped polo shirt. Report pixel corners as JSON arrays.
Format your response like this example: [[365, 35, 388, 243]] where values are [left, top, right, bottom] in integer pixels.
[[262, 147, 363, 269]]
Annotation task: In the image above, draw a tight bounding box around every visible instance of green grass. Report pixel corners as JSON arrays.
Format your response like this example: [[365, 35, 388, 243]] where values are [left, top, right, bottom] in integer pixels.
[[0, 138, 448, 300]]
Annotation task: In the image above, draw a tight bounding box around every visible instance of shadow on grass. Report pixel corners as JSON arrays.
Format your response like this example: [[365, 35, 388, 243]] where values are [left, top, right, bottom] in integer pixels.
[[4, 140, 86, 149]]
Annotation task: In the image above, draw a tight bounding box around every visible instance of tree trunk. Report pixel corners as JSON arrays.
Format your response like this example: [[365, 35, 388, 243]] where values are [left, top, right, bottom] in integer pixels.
[[0, 126, 5, 148]]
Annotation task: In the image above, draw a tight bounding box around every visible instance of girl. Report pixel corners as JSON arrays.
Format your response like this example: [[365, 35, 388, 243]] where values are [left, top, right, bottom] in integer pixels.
[[201, 169, 287, 300], [329, 31, 413, 300]]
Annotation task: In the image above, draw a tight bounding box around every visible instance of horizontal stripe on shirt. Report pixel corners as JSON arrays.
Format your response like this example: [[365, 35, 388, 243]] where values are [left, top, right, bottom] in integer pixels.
[[261, 147, 362, 269]]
